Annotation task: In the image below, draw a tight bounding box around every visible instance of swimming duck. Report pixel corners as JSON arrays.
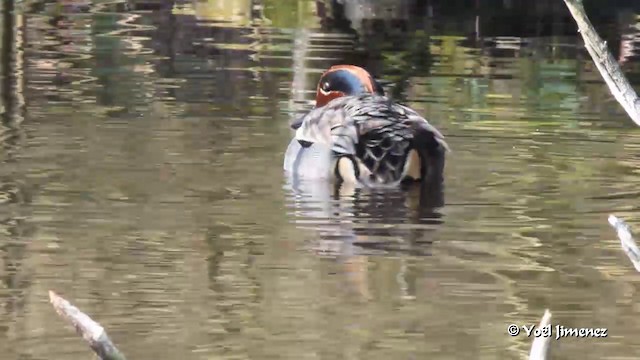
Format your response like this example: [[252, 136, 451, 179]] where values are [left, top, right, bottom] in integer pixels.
[[283, 65, 449, 187]]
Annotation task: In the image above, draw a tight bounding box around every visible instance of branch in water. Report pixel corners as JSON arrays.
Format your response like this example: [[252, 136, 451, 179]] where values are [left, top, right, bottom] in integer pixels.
[[607, 215, 640, 272], [48, 291, 127, 360], [528, 309, 552, 360], [563, 0, 640, 126]]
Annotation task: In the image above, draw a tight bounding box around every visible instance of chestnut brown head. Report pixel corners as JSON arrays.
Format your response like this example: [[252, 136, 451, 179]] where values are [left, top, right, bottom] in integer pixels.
[[314, 65, 385, 107], [290, 65, 385, 131]]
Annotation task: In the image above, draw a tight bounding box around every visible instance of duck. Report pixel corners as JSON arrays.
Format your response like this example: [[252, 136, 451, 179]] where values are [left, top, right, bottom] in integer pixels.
[[283, 65, 449, 187]]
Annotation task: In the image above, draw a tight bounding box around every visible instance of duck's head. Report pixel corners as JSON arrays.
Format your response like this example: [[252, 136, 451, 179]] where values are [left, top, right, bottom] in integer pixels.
[[291, 65, 384, 133], [314, 65, 385, 107]]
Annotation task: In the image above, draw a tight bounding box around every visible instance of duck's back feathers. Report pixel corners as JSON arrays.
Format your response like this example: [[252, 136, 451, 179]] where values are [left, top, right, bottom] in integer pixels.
[[294, 94, 449, 185]]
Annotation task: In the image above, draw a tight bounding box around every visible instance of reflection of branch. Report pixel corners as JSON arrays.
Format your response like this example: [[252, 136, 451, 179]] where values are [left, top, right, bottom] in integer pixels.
[[49, 291, 127, 360], [289, 28, 312, 121], [1, 0, 25, 126], [563, 0, 640, 126], [1, 0, 15, 124]]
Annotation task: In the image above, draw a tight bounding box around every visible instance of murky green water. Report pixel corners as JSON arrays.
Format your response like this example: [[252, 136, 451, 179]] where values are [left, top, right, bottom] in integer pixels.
[[2, 1, 640, 359]]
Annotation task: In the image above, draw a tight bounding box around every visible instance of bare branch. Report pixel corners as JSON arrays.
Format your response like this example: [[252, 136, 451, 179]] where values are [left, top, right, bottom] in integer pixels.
[[49, 291, 127, 360]]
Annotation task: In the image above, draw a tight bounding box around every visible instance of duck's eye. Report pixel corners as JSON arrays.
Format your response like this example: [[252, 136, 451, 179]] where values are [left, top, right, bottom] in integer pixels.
[[321, 81, 331, 92]]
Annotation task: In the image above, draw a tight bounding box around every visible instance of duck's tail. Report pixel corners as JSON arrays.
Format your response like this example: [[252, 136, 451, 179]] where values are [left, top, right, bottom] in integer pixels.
[[409, 121, 449, 183]]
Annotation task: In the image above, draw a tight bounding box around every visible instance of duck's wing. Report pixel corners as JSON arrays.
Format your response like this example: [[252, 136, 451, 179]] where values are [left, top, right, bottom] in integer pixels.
[[294, 95, 449, 185], [349, 97, 449, 183]]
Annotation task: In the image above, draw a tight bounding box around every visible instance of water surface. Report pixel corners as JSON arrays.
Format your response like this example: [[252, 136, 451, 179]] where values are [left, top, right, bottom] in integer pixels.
[[2, 1, 640, 359]]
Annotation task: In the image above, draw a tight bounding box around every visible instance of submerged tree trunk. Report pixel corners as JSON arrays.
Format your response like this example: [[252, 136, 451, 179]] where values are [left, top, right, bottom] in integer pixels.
[[528, 309, 552, 360], [49, 291, 127, 360], [608, 215, 640, 272]]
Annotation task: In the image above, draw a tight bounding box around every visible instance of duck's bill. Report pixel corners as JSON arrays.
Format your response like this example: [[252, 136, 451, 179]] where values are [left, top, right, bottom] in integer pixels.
[[283, 138, 333, 179], [294, 122, 332, 148], [293, 110, 339, 148], [290, 116, 304, 130]]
